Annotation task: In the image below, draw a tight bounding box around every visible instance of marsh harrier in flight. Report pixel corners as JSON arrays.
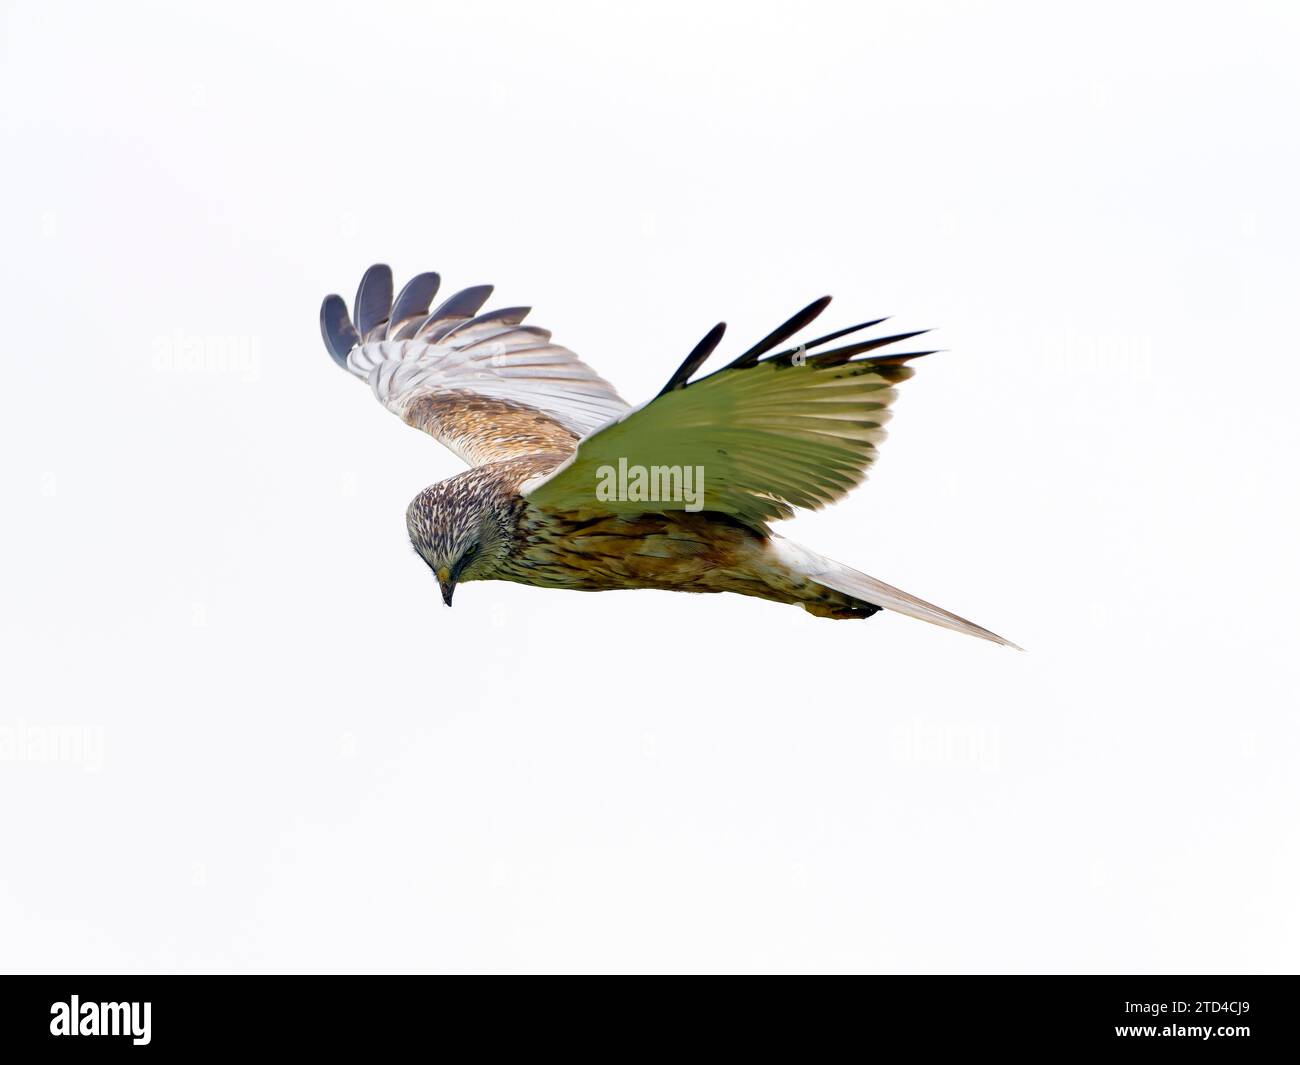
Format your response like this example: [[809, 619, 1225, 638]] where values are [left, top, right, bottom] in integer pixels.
[[320, 265, 1016, 647]]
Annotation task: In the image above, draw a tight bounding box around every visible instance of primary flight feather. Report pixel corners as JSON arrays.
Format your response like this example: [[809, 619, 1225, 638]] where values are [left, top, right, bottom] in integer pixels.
[[320, 264, 1017, 647]]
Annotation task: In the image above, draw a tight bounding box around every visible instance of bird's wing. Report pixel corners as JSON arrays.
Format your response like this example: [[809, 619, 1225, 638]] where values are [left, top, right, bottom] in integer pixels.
[[320, 264, 630, 465], [523, 298, 934, 526]]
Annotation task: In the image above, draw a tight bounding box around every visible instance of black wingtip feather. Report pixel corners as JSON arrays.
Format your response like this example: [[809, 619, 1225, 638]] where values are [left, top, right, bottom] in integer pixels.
[[426, 284, 494, 324], [320, 294, 360, 369], [871, 349, 942, 364], [437, 306, 533, 345], [801, 317, 889, 353], [387, 271, 441, 338], [657, 322, 727, 396], [354, 263, 394, 339], [724, 296, 832, 370], [807, 329, 932, 367]]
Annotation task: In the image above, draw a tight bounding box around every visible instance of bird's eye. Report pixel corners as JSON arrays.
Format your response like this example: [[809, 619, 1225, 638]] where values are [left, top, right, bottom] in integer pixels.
[[455, 544, 480, 575]]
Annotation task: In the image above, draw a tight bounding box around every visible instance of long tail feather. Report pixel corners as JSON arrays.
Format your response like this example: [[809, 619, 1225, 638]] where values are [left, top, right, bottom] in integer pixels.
[[773, 538, 1021, 648]]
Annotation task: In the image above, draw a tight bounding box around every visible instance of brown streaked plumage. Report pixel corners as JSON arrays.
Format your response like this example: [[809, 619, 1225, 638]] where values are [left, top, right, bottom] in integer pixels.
[[320, 264, 1018, 646], [405, 392, 579, 465]]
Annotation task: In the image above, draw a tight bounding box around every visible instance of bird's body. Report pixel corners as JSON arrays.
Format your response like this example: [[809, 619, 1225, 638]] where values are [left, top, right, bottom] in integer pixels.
[[320, 264, 1016, 646], [405, 452, 878, 618]]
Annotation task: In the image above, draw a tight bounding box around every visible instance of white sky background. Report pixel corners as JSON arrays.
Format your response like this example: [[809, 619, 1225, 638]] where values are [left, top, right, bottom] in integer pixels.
[[1, 0, 1297, 974]]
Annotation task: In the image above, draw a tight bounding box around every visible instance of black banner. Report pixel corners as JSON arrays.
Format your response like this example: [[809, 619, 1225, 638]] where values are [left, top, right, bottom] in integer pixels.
[[0, 976, 1291, 1053]]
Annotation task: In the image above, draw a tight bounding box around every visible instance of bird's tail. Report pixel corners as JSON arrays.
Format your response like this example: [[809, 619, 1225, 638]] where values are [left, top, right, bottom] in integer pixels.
[[770, 537, 1021, 649]]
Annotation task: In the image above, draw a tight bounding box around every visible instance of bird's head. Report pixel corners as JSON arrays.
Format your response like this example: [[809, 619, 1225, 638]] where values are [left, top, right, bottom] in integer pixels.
[[406, 475, 515, 606]]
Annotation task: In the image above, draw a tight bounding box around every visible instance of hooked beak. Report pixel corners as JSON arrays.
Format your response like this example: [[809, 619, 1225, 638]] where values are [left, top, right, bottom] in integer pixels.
[[436, 567, 455, 607]]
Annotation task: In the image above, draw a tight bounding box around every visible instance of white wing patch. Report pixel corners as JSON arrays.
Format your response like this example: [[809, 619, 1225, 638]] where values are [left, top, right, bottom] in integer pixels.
[[321, 265, 629, 456], [348, 332, 627, 438]]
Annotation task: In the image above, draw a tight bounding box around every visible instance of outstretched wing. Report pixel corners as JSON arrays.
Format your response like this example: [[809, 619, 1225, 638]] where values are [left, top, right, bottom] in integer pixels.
[[320, 264, 629, 466], [523, 298, 935, 527]]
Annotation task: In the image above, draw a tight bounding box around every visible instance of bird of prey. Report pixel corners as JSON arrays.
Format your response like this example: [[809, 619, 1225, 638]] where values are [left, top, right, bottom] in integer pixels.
[[320, 265, 1016, 647]]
